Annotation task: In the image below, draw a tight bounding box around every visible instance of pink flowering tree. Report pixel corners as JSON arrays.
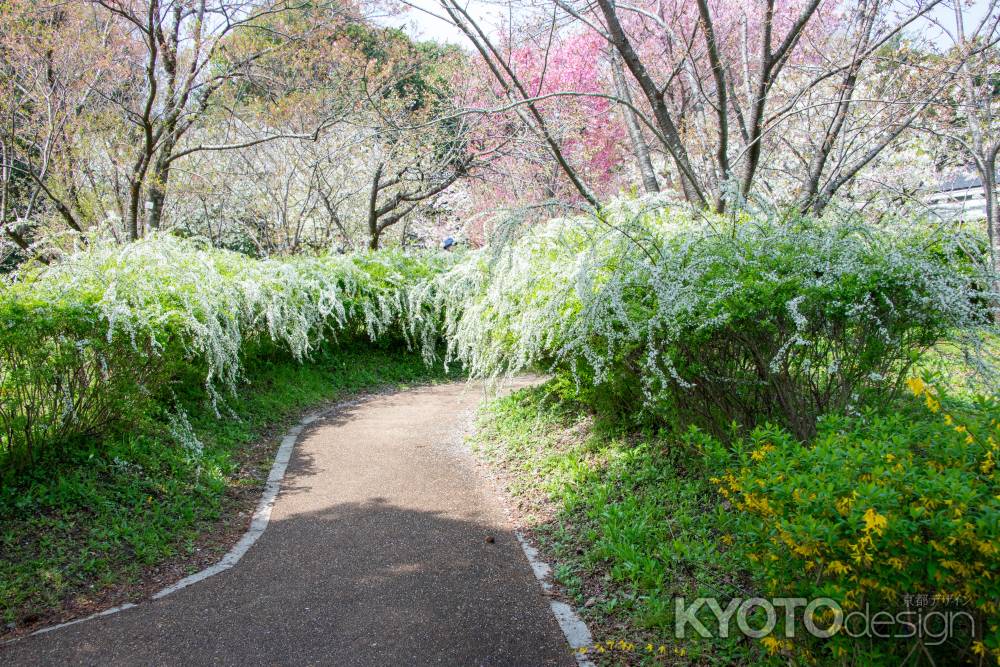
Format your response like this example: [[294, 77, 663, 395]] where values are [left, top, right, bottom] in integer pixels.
[[442, 0, 960, 216], [455, 28, 629, 218]]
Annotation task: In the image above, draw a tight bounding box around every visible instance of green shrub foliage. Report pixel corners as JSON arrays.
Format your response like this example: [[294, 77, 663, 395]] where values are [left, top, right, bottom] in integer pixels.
[[0, 235, 451, 468], [440, 200, 997, 437], [695, 381, 1000, 664]]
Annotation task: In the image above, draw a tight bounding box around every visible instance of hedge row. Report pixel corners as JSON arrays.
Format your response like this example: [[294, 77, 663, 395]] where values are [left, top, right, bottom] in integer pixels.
[[439, 200, 997, 438], [0, 235, 452, 469]]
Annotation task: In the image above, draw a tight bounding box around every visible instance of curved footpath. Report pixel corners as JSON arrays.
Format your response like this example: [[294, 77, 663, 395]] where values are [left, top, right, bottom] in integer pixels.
[[1, 382, 581, 666]]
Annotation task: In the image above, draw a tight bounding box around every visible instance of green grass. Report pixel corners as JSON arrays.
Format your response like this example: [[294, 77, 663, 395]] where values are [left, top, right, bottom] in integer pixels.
[[471, 380, 759, 665], [0, 341, 460, 632]]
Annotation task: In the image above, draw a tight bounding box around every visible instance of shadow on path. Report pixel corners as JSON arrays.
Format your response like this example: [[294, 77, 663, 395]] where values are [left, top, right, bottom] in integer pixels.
[[1, 383, 573, 666]]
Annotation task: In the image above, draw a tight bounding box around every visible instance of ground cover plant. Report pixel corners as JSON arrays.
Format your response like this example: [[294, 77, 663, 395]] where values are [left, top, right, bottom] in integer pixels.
[[473, 374, 1000, 665], [470, 381, 760, 665]]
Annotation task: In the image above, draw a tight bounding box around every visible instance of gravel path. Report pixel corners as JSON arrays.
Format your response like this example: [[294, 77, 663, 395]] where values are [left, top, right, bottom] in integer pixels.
[[2, 382, 575, 666]]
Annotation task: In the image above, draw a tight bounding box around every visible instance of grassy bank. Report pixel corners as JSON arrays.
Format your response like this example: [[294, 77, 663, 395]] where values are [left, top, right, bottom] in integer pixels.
[[0, 342, 459, 636], [473, 377, 1000, 666], [471, 380, 756, 665]]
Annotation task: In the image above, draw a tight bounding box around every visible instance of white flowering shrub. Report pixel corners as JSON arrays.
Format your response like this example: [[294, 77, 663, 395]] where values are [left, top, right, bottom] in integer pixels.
[[0, 235, 452, 467], [440, 198, 998, 438]]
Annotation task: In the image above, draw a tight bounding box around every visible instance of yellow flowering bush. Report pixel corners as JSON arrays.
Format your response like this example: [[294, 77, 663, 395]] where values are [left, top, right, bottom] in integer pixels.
[[696, 385, 1000, 664]]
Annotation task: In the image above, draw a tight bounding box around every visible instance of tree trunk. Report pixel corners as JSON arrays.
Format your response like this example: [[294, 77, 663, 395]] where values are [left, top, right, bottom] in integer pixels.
[[147, 151, 173, 232], [983, 161, 1000, 323], [147, 183, 166, 231], [126, 179, 142, 241], [367, 162, 384, 250], [595, 0, 705, 206], [610, 53, 659, 194]]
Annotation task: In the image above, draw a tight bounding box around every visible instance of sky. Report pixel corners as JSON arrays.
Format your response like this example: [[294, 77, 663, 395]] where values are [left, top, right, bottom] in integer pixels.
[[379, 0, 997, 50], [918, 0, 995, 46], [378, 0, 506, 45]]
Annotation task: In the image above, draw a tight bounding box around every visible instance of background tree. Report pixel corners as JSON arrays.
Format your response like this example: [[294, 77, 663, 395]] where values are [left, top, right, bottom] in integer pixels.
[[922, 0, 1000, 315], [166, 18, 476, 252], [1, 0, 479, 258], [0, 0, 124, 256], [440, 0, 978, 217]]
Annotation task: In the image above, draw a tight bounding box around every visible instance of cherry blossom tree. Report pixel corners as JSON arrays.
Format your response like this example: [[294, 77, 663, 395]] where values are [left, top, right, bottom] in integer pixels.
[[454, 27, 629, 215], [0, 0, 127, 256], [440, 0, 977, 216]]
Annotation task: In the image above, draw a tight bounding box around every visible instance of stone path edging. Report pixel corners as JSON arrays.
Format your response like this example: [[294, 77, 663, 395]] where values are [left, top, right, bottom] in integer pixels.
[[7, 387, 595, 664], [6, 402, 353, 642]]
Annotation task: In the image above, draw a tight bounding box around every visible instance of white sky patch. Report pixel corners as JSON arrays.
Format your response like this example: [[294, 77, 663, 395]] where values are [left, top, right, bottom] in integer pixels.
[[913, 0, 996, 49], [377, 0, 505, 45], [377, 0, 996, 51]]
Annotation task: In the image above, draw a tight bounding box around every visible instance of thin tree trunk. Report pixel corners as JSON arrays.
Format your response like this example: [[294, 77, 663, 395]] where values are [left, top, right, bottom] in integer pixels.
[[147, 178, 167, 231], [367, 162, 384, 250], [610, 53, 659, 194], [441, 0, 599, 208], [126, 179, 142, 241], [695, 0, 729, 212], [147, 134, 176, 231], [983, 159, 1000, 323], [595, 0, 705, 206]]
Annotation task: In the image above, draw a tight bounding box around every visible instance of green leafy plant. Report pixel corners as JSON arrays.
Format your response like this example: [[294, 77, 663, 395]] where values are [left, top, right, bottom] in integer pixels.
[[441, 198, 997, 438], [696, 383, 1000, 664], [0, 234, 454, 469]]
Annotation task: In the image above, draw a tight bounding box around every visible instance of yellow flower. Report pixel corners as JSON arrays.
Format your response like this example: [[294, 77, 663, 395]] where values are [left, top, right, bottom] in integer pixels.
[[944, 414, 954, 425], [794, 543, 818, 557], [827, 560, 851, 575], [863, 508, 888, 536], [906, 376, 926, 396], [761, 636, 791, 655], [836, 492, 858, 515], [762, 636, 781, 655]]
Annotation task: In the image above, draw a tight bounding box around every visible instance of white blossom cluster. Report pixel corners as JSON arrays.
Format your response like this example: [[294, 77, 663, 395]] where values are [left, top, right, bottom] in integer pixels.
[[437, 196, 999, 413], [6, 234, 451, 406]]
